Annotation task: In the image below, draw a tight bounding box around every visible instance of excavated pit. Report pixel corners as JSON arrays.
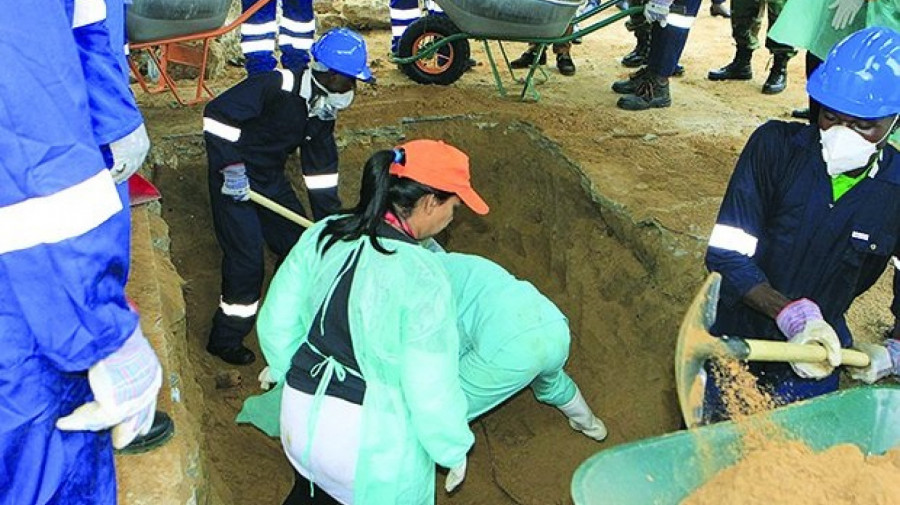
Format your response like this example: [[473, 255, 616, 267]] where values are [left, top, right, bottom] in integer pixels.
[[151, 117, 706, 505]]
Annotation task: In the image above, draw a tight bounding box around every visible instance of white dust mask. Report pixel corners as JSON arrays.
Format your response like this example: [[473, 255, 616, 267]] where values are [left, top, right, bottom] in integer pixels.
[[308, 75, 354, 121], [820, 115, 898, 177]]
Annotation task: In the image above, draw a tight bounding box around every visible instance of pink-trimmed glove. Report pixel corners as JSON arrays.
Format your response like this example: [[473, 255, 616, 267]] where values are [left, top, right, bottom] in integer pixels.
[[644, 0, 675, 26], [57, 326, 162, 448], [849, 339, 900, 384], [776, 298, 842, 379]]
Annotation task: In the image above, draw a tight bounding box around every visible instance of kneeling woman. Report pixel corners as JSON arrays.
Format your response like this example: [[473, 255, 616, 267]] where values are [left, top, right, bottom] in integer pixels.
[[256, 140, 490, 504]]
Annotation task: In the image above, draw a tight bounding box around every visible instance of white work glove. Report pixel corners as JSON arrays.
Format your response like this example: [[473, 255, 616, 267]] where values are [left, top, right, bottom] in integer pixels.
[[57, 326, 163, 449], [109, 123, 151, 184], [445, 459, 467, 493], [221, 163, 250, 201], [829, 0, 864, 30], [776, 299, 842, 379], [258, 366, 275, 391], [848, 339, 900, 384], [644, 0, 675, 27]]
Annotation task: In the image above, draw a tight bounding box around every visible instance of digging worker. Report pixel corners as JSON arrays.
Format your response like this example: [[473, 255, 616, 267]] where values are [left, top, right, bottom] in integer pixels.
[[436, 252, 608, 439], [256, 140, 489, 504], [202, 27, 374, 365], [1, 2, 162, 503], [703, 27, 900, 423]]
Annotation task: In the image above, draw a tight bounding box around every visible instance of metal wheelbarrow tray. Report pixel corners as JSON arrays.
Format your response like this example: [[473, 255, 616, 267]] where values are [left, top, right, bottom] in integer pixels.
[[571, 385, 900, 505], [436, 0, 582, 39]]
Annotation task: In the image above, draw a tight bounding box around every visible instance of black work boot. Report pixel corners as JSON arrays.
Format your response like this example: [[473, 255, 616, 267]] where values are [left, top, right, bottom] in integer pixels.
[[612, 66, 650, 94], [115, 411, 176, 455], [762, 54, 790, 94], [617, 73, 671, 110], [556, 53, 576, 76], [622, 30, 651, 68], [510, 49, 547, 69], [708, 48, 753, 81]]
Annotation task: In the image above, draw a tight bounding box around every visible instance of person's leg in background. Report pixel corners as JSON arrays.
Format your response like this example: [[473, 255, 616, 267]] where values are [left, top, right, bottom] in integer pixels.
[[708, 0, 761, 82], [791, 51, 823, 121], [389, 0, 421, 55], [510, 25, 576, 76], [280, 0, 316, 71], [282, 469, 342, 505], [760, 0, 796, 94], [621, 0, 651, 68], [617, 0, 702, 110], [241, 0, 279, 75]]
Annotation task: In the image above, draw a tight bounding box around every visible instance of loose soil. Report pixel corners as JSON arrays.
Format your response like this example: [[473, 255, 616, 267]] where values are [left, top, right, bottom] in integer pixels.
[[138, 12, 898, 505]]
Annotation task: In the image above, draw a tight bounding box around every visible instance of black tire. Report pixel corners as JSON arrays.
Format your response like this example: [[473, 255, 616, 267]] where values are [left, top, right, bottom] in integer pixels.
[[397, 15, 470, 86]]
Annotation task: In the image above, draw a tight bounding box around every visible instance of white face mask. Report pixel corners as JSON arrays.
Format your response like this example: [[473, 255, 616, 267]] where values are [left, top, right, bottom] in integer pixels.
[[309, 75, 355, 121], [820, 115, 898, 177]]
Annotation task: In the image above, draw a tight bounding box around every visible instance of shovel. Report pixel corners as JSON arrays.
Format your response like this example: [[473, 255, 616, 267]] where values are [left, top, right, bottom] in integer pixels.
[[675, 272, 870, 428], [248, 190, 314, 228]]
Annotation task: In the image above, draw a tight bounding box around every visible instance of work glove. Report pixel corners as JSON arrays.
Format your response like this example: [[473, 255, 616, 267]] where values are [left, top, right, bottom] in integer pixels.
[[848, 339, 900, 384], [776, 298, 842, 379], [644, 0, 675, 27], [57, 326, 163, 449], [258, 366, 275, 391], [109, 123, 151, 184], [445, 458, 467, 493], [829, 0, 864, 30], [221, 163, 250, 201]]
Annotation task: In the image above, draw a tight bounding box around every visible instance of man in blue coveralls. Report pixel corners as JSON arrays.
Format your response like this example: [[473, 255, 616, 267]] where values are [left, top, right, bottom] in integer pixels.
[[703, 27, 900, 423]]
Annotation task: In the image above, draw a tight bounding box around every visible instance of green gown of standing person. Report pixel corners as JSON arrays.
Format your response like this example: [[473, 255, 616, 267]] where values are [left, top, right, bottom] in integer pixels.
[[770, 0, 900, 143]]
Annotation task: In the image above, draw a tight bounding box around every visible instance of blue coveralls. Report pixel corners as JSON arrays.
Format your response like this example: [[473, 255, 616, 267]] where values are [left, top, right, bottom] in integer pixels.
[[648, 0, 702, 78], [704, 120, 900, 423], [0, 2, 137, 503], [241, 0, 316, 75], [389, 0, 443, 54], [203, 68, 340, 352]]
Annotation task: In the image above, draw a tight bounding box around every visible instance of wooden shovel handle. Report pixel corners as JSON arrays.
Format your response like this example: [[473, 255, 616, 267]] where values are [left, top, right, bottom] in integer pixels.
[[745, 339, 871, 367], [248, 190, 314, 228]]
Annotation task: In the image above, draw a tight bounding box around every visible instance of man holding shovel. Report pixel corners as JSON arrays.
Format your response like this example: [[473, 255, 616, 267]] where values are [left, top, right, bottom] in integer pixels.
[[202, 28, 374, 365], [702, 27, 900, 423]]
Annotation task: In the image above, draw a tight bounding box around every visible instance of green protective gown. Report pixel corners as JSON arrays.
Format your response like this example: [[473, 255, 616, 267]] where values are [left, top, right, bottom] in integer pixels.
[[437, 252, 577, 420], [252, 218, 474, 505]]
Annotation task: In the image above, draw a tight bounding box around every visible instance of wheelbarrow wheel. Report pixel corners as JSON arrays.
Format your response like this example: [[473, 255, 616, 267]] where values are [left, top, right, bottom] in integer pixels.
[[398, 15, 470, 86]]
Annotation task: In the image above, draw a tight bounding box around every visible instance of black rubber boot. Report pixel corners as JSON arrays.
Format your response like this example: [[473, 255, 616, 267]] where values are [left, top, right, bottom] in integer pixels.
[[557, 53, 576, 76], [510, 49, 547, 69], [762, 54, 790, 94], [708, 48, 753, 81], [710, 2, 731, 17], [612, 66, 650, 94], [791, 107, 810, 120], [207, 343, 256, 365], [617, 73, 671, 110], [622, 30, 651, 68], [115, 411, 175, 455]]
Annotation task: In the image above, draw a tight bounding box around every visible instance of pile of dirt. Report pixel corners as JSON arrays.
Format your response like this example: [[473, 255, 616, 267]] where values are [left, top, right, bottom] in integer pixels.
[[683, 442, 900, 505]]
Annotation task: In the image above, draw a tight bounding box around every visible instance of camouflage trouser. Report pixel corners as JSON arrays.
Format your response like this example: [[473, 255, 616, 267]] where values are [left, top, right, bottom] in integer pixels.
[[731, 0, 796, 56]]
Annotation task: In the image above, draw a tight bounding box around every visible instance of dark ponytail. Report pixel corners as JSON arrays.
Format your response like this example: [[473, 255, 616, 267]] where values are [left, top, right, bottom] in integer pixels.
[[318, 149, 454, 254]]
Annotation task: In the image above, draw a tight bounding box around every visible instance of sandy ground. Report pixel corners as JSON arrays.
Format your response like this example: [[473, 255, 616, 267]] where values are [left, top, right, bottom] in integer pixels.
[[138, 9, 897, 505]]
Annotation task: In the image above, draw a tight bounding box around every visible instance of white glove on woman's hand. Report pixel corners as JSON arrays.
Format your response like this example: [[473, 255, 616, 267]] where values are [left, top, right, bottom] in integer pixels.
[[849, 340, 900, 384], [109, 123, 151, 184], [445, 458, 467, 493], [258, 366, 275, 390], [829, 0, 864, 30], [57, 326, 162, 448]]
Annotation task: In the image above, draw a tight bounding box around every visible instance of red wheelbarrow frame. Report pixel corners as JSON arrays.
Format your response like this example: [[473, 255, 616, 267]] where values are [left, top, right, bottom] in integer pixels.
[[127, 0, 274, 106]]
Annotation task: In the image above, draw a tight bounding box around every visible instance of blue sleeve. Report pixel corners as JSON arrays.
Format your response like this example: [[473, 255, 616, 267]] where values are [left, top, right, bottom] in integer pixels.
[[0, 1, 135, 371], [71, 0, 143, 147], [705, 122, 786, 305], [203, 71, 284, 167]]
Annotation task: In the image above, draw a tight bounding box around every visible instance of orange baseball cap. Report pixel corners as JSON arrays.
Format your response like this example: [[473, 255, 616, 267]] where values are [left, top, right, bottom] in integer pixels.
[[389, 139, 490, 215]]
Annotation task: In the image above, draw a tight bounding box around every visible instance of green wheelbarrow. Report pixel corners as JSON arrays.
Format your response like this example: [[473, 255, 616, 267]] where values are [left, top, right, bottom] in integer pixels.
[[570, 385, 900, 504], [392, 0, 641, 101]]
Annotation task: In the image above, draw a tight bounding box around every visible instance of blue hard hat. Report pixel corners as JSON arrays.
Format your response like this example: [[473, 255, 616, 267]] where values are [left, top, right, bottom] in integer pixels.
[[807, 26, 900, 119], [310, 27, 374, 83]]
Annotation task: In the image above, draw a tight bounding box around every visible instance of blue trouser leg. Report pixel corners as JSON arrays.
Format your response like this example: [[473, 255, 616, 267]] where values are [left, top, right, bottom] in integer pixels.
[[241, 0, 278, 75], [389, 0, 421, 54], [646, 0, 701, 77], [280, 0, 315, 70]]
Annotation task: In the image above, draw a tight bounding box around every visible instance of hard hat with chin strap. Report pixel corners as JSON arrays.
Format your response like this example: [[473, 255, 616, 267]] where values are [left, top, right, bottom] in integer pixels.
[[310, 27, 374, 83], [807, 26, 900, 119]]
